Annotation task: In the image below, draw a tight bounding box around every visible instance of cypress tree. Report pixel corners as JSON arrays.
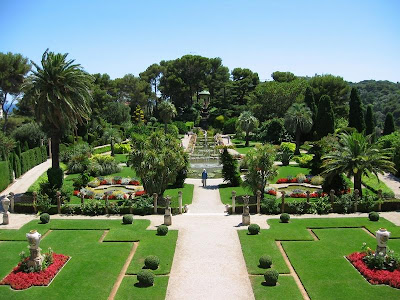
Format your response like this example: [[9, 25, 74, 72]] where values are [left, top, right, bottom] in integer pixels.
[[220, 147, 241, 186], [383, 112, 395, 136], [304, 86, 317, 118], [348, 87, 365, 133], [315, 95, 335, 139], [365, 104, 375, 135]]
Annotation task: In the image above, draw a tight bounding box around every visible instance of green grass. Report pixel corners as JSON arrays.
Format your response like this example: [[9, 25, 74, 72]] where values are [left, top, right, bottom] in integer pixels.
[[239, 217, 400, 300], [232, 138, 262, 155], [218, 184, 249, 205], [250, 276, 303, 300], [271, 165, 310, 183], [114, 154, 128, 164], [26, 163, 68, 193], [93, 145, 111, 154], [362, 171, 394, 197], [164, 183, 194, 207], [0, 219, 176, 299]]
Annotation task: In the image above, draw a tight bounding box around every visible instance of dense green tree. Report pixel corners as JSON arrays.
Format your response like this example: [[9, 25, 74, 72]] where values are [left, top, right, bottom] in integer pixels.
[[0, 131, 16, 159], [383, 112, 395, 136], [271, 71, 296, 83], [220, 147, 241, 186], [237, 111, 259, 147], [158, 101, 177, 134], [230, 68, 259, 106], [102, 127, 122, 156], [348, 87, 365, 132], [12, 122, 46, 148], [243, 144, 277, 200], [304, 86, 317, 118], [0, 52, 31, 132], [104, 102, 131, 125], [129, 131, 186, 200], [284, 103, 313, 154], [310, 74, 350, 118], [322, 132, 396, 196], [250, 79, 307, 121], [256, 118, 287, 144], [365, 104, 375, 136], [26, 50, 92, 174], [90, 73, 114, 118], [315, 95, 335, 139]]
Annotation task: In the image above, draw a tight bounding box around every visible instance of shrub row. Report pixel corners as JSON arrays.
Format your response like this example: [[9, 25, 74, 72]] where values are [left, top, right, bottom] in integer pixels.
[[20, 146, 47, 174], [0, 161, 10, 192]]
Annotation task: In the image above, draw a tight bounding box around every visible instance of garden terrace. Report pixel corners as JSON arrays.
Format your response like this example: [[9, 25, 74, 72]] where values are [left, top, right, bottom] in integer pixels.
[[239, 217, 400, 300]]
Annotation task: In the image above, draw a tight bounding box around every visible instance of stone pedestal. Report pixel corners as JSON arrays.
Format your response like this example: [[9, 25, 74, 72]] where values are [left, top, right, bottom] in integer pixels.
[[256, 190, 261, 214], [9, 192, 14, 213], [27, 248, 44, 268], [2, 197, 10, 225], [164, 208, 172, 226], [376, 245, 387, 256], [242, 206, 250, 225], [3, 212, 9, 225], [231, 191, 236, 214]]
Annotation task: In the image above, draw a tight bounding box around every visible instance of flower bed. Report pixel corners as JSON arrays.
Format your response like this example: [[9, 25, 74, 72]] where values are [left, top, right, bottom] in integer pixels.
[[0, 253, 70, 290], [347, 252, 400, 288], [276, 177, 311, 184]]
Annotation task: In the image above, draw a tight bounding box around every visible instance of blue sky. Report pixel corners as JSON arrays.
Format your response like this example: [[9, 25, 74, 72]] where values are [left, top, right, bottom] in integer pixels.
[[1, 0, 399, 82]]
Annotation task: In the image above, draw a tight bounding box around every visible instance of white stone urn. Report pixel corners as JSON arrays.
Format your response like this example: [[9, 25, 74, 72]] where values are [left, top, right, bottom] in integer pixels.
[[1, 197, 10, 212], [26, 230, 41, 250], [376, 228, 391, 248]]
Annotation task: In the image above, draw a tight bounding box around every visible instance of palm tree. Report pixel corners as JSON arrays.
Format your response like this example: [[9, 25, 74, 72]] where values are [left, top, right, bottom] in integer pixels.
[[284, 103, 313, 155], [26, 50, 92, 170], [158, 100, 177, 134], [322, 132, 396, 196], [237, 111, 259, 147], [102, 127, 122, 156]]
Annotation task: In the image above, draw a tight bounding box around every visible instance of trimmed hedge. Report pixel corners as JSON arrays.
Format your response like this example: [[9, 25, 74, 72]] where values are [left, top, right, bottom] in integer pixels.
[[0, 161, 10, 192], [20, 146, 47, 175]]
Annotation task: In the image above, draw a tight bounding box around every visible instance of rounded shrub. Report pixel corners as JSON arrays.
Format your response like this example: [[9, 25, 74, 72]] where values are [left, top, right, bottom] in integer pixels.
[[122, 214, 134, 224], [264, 269, 279, 286], [137, 270, 155, 287], [248, 224, 260, 235], [369, 211, 380, 222], [144, 255, 160, 270], [280, 213, 290, 223], [157, 225, 169, 236], [40, 213, 50, 224], [259, 255, 272, 269]]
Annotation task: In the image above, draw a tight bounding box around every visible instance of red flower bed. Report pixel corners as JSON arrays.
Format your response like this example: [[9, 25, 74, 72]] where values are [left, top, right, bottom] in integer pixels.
[[276, 178, 311, 184], [135, 190, 146, 196], [347, 252, 400, 288], [0, 253, 70, 290], [267, 190, 277, 196], [129, 180, 140, 186], [73, 190, 80, 196], [100, 180, 108, 185]]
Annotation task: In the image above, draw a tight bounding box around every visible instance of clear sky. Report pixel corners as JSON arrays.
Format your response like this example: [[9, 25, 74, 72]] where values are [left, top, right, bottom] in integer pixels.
[[1, 0, 399, 83]]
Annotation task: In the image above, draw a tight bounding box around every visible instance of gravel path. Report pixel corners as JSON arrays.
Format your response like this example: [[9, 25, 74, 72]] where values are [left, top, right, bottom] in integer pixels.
[[378, 172, 400, 198]]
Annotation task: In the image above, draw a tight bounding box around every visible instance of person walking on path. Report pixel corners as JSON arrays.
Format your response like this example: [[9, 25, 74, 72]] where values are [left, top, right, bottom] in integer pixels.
[[202, 169, 208, 187]]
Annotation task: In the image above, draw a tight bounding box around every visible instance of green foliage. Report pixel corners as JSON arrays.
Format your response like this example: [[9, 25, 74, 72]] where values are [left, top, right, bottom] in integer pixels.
[[173, 152, 189, 188], [137, 270, 155, 287], [88, 154, 121, 176], [248, 224, 260, 235], [243, 144, 277, 199], [0, 160, 10, 192], [365, 104, 375, 136], [278, 142, 295, 166], [383, 113, 395, 136], [223, 117, 238, 134], [271, 71, 296, 83], [261, 197, 279, 214], [47, 167, 64, 188], [322, 173, 349, 194], [285, 103, 313, 154], [280, 213, 290, 223], [13, 152, 21, 178], [256, 118, 287, 144], [144, 255, 160, 270], [310, 74, 350, 118], [220, 148, 241, 186], [369, 211, 379, 221], [12, 122, 45, 148], [104, 102, 131, 125], [293, 154, 313, 167], [157, 225, 169, 236], [259, 255, 272, 269], [316, 95, 335, 139], [130, 131, 185, 198], [81, 200, 105, 215], [304, 86, 317, 118], [158, 101, 177, 133], [40, 213, 50, 224], [264, 269, 279, 286], [348, 88, 365, 133], [36, 193, 52, 213], [122, 214, 133, 224], [132, 196, 153, 215], [236, 111, 259, 147]]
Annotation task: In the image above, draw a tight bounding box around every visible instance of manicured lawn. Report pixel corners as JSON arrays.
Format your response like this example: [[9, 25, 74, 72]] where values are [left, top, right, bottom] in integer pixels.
[[232, 138, 262, 155], [164, 183, 194, 207], [27, 163, 68, 193], [250, 275, 303, 300], [0, 219, 177, 299], [93, 145, 111, 154], [362, 171, 394, 197], [239, 217, 400, 300], [218, 184, 249, 205], [271, 165, 311, 183], [114, 154, 128, 164]]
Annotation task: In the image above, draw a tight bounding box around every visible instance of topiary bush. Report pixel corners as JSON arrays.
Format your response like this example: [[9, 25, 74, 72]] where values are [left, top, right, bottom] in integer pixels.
[[280, 213, 290, 223], [157, 225, 168, 236], [264, 269, 279, 286], [144, 255, 160, 270], [369, 211, 380, 221], [137, 270, 155, 287], [40, 213, 50, 224], [248, 224, 260, 235], [47, 167, 64, 188], [122, 214, 133, 224], [259, 255, 272, 269]]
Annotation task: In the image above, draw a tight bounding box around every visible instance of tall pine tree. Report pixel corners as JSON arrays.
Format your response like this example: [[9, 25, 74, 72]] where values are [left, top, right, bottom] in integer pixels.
[[348, 87, 365, 133], [315, 95, 335, 139], [383, 112, 395, 136], [365, 104, 375, 135]]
